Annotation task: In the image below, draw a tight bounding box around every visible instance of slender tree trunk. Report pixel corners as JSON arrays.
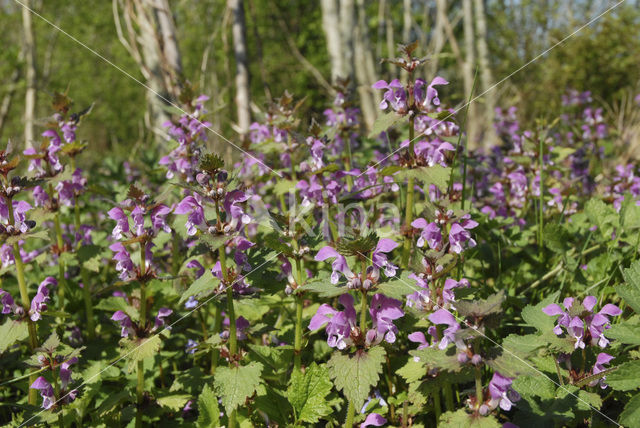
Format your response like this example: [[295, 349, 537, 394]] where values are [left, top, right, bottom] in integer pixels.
[[462, 0, 479, 147], [353, 0, 377, 130], [339, 0, 356, 82], [0, 66, 21, 140], [22, 0, 36, 149], [229, 0, 251, 140], [385, 0, 396, 80], [153, 0, 182, 98], [376, 0, 386, 64], [321, 0, 344, 83], [474, 0, 497, 146], [427, 0, 447, 78], [401, 0, 412, 81]]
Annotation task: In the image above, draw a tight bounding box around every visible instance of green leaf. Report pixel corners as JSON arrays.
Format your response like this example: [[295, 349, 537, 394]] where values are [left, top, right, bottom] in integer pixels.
[[410, 347, 464, 373], [521, 293, 559, 332], [197, 384, 220, 427], [619, 392, 640, 427], [121, 335, 162, 371], [299, 279, 348, 298], [456, 290, 505, 319], [396, 165, 451, 192], [439, 409, 501, 428], [606, 360, 640, 391], [156, 394, 190, 411], [368, 111, 407, 138], [179, 273, 221, 304], [327, 346, 386, 409], [274, 179, 298, 196], [543, 223, 570, 253], [213, 362, 263, 414], [397, 358, 426, 383], [512, 375, 556, 400], [77, 244, 103, 272], [376, 273, 417, 300], [287, 363, 332, 423], [584, 198, 616, 237], [620, 261, 640, 314], [0, 319, 29, 353], [605, 322, 640, 345]]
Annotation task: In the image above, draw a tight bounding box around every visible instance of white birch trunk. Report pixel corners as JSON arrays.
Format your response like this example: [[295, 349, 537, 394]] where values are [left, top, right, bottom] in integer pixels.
[[321, 0, 344, 83], [22, 0, 36, 149], [229, 0, 251, 139], [462, 0, 479, 147], [474, 0, 497, 146]]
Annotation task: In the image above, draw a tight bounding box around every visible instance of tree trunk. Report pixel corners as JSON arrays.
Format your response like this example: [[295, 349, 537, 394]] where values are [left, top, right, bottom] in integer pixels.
[[229, 0, 251, 140], [462, 0, 479, 147], [427, 0, 447, 78], [339, 0, 356, 82], [0, 67, 21, 141], [474, 0, 497, 146], [401, 0, 412, 81], [321, 0, 344, 83], [353, 0, 378, 130], [153, 0, 182, 98], [22, 0, 36, 149]]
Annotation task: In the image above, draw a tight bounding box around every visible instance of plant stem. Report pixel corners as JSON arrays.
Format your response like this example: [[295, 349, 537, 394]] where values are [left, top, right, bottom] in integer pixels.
[[402, 116, 416, 267], [48, 182, 66, 311], [80, 269, 95, 340], [294, 294, 303, 371], [359, 260, 368, 332], [474, 366, 483, 410], [210, 304, 222, 374], [135, 244, 147, 428], [444, 383, 454, 411], [554, 355, 565, 385], [538, 135, 544, 263], [433, 390, 441, 423], [7, 196, 38, 405], [344, 400, 355, 428]]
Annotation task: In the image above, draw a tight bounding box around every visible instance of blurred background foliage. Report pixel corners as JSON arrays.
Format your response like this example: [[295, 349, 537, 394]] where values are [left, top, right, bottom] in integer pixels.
[[0, 0, 639, 166]]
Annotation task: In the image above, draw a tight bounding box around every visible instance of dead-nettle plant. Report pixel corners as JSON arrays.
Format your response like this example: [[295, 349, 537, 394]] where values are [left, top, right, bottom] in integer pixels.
[[2, 46, 640, 428]]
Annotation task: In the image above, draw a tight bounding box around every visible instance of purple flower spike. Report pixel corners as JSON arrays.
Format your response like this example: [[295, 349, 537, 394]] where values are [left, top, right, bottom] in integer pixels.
[[308, 294, 357, 350], [428, 309, 462, 350], [154, 308, 173, 330], [59, 357, 78, 390], [30, 277, 56, 321], [488, 372, 520, 411], [449, 222, 477, 254], [371, 238, 399, 278], [315, 246, 355, 285], [0, 288, 15, 314], [361, 413, 387, 427], [108, 207, 129, 240], [112, 310, 134, 337], [31, 376, 55, 409], [369, 294, 404, 344], [174, 196, 205, 236]]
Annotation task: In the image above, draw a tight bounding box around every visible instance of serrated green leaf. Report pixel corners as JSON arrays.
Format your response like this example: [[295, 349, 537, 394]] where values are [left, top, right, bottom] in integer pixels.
[[287, 363, 332, 423], [274, 179, 298, 196], [179, 273, 221, 304], [439, 409, 501, 428], [0, 318, 29, 353], [512, 375, 556, 400], [299, 279, 348, 297], [543, 223, 570, 253], [396, 165, 451, 192], [397, 358, 426, 383], [213, 362, 263, 414], [156, 394, 190, 411], [521, 293, 559, 332], [376, 273, 417, 300], [121, 335, 162, 370], [197, 384, 220, 427], [456, 290, 505, 319], [410, 346, 464, 373], [620, 261, 640, 314], [619, 392, 640, 427], [606, 360, 640, 391], [605, 322, 640, 345], [368, 111, 407, 138], [327, 346, 386, 409]]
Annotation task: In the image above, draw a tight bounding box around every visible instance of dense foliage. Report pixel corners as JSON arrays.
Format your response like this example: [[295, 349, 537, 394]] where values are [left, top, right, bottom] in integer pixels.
[[2, 43, 640, 428]]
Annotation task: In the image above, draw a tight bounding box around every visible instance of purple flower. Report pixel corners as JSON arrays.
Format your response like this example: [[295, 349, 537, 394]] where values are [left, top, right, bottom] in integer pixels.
[[59, 357, 78, 390], [411, 218, 442, 250], [590, 352, 614, 389], [372, 79, 407, 114], [186, 259, 205, 279], [315, 246, 356, 285], [107, 207, 129, 240], [30, 376, 55, 409], [151, 204, 172, 233], [186, 339, 198, 354], [111, 310, 135, 337], [309, 294, 357, 350], [0, 288, 15, 314], [361, 413, 386, 427], [543, 296, 621, 349], [154, 308, 173, 330], [488, 372, 520, 411], [368, 294, 404, 344], [448, 216, 478, 254], [428, 309, 462, 350], [223, 190, 251, 232], [109, 243, 135, 281], [414, 76, 449, 110], [174, 196, 205, 236], [30, 277, 56, 321], [221, 315, 250, 340], [371, 238, 399, 278]]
